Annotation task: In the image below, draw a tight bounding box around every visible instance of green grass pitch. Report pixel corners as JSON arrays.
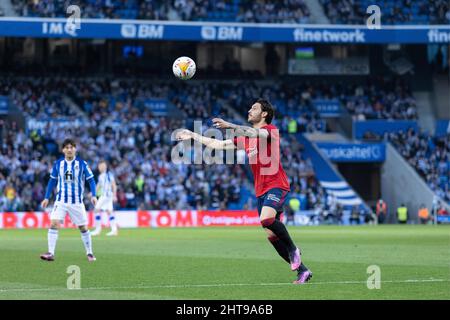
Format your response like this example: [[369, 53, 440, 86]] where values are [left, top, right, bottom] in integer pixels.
[[0, 225, 449, 300]]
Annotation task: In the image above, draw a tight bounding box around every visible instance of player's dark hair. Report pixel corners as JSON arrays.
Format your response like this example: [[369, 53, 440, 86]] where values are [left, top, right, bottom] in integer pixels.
[[62, 138, 76, 149], [256, 98, 274, 124]]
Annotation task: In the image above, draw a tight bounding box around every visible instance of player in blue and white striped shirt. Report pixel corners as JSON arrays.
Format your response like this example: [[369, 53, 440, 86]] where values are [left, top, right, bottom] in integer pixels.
[[92, 160, 118, 236], [40, 139, 98, 262]]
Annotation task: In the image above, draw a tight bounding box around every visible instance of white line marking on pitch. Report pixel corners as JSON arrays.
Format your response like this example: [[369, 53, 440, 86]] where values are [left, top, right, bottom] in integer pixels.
[[0, 279, 448, 293]]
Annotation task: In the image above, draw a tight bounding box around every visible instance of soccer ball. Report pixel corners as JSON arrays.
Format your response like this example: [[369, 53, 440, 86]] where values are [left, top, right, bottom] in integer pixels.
[[172, 56, 196, 80]]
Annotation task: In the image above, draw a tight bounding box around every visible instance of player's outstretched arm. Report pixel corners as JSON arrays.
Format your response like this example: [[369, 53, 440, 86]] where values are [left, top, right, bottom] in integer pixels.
[[212, 118, 269, 138], [42, 177, 57, 208], [176, 129, 236, 150], [87, 176, 97, 206]]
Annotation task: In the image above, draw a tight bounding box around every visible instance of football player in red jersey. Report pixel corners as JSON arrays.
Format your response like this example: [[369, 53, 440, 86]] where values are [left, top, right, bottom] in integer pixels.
[[176, 99, 312, 284]]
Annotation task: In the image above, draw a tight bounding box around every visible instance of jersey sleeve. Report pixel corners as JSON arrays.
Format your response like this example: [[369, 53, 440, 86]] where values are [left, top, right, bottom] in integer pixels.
[[83, 161, 94, 180], [50, 161, 58, 180]]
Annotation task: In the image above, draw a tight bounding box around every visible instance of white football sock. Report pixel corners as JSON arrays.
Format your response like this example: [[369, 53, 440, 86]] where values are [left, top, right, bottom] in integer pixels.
[[94, 212, 102, 231], [109, 213, 117, 232], [48, 229, 58, 255], [81, 230, 93, 255]]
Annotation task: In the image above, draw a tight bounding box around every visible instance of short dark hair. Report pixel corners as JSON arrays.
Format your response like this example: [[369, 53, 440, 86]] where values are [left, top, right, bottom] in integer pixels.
[[256, 98, 274, 124], [62, 138, 76, 149]]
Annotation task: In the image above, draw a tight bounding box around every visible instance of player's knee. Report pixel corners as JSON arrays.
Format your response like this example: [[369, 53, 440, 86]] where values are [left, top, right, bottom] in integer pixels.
[[267, 234, 279, 243], [265, 228, 276, 239], [50, 221, 60, 229], [260, 217, 275, 228]]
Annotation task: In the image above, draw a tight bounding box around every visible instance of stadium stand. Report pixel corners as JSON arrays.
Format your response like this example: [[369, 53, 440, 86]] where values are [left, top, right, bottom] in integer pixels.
[[222, 78, 418, 121], [11, 0, 310, 22], [320, 0, 450, 25], [332, 77, 418, 120], [0, 118, 251, 211], [0, 77, 332, 215], [10, 0, 450, 24], [388, 129, 450, 203], [0, 75, 425, 215], [0, 116, 331, 213], [235, 0, 310, 23], [0, 76, 418, 121], [0, 78, 79, 119], [2, 64, 445, 226]]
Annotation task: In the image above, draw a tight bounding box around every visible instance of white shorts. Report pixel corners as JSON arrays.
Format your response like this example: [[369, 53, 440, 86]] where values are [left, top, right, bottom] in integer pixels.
[[50, 202, 88, 226], [95, 196, 114, 212]]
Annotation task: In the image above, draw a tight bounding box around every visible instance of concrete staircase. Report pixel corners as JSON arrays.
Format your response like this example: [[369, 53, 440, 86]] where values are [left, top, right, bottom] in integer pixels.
[[61, 96, 88, 120], [4, 96, 27, 130], [382, 143, 450, 223], [0, 0, 18, 17], [303, 0, 330, 24], [306, 132, 349, 143], [432, 75, 450, 120], [414, 91, 435, 133]]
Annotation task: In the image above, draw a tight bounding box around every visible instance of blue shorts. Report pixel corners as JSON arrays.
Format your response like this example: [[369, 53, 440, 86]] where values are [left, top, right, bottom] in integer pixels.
[[256, 188, 290, 218]]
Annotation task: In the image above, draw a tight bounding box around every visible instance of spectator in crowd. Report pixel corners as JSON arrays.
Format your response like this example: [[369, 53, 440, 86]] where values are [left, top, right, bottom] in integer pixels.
[[349, 205, 360, 225], [437, 205, 449, 216], [363, 131, 382, 141], [287, 117, 298, 134], [376, 199, 387, 224], [335, 203, 344, 225], [363, 208, 377, 225], [418, 204, 430, 224], [323, 193, 338, 224], [285, 197, 299, 226], [397, 203, 408, 224]]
